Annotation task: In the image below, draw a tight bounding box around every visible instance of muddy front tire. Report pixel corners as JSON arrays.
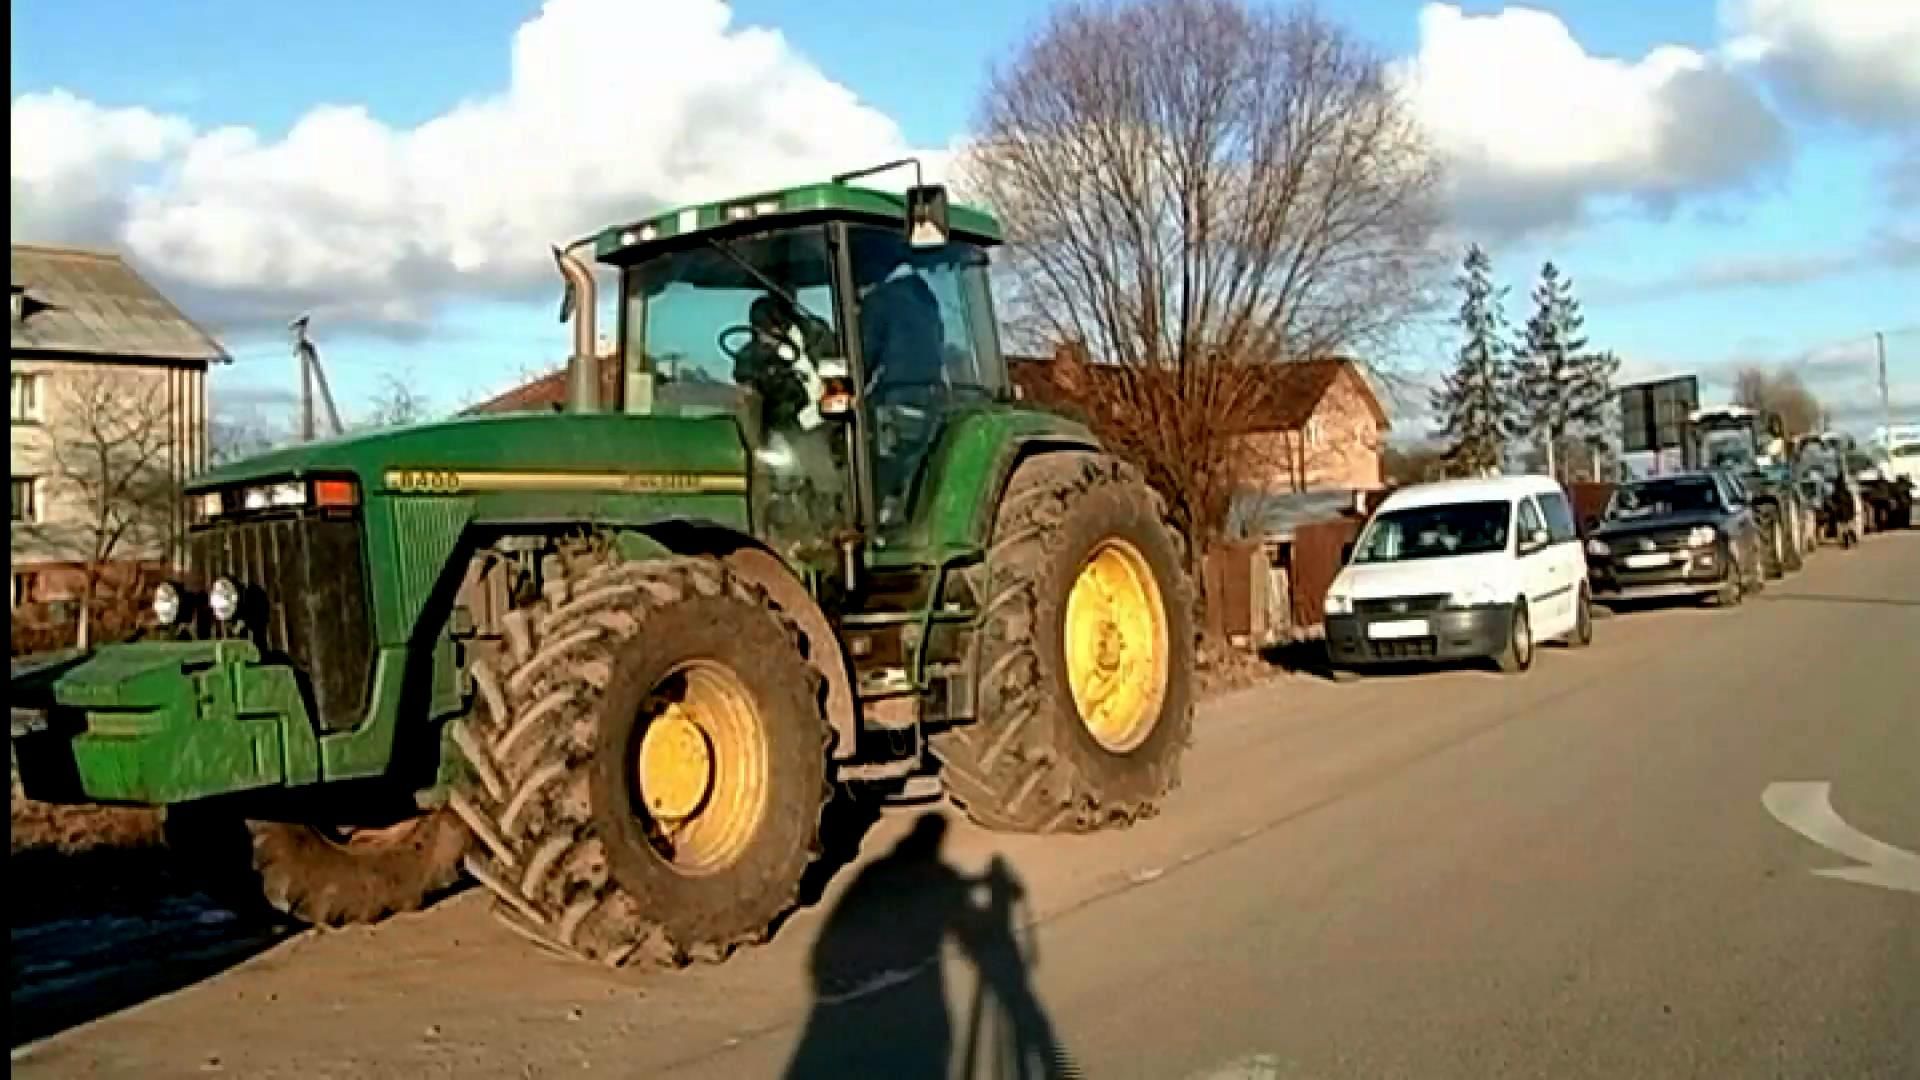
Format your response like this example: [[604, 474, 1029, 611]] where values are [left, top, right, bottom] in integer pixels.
[[164, 803, 469, 926], [933, 452, 1195, 834], [451, 555, 830, 967]]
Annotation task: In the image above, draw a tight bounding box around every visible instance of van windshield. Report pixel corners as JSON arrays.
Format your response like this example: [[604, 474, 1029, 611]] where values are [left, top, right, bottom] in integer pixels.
[[1352, 500, 1511, 563]]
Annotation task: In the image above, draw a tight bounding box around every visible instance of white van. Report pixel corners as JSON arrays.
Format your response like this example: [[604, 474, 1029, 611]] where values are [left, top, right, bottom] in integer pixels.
[[1323, 475, 1591, 678]]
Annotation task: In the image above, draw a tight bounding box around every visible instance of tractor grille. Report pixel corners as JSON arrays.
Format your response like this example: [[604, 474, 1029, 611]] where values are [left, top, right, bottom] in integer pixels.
[[188, 516, 373, 732], [1354, 594, 1449, 616], [1367, 637, 1438, 661]]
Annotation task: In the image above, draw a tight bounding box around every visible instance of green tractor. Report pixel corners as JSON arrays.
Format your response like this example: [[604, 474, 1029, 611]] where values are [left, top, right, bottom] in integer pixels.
[[12, 167, 1195, 966], [1683, 405, 1812, 577]]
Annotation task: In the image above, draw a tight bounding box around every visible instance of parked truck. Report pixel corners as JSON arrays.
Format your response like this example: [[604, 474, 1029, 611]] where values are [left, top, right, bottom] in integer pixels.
[[12, 168, 1196, 967]]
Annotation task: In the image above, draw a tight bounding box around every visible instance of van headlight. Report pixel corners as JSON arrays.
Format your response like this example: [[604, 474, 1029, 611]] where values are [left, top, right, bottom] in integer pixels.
[[1325, 592, 1353, 616], [1447, 581, 1501, 608]]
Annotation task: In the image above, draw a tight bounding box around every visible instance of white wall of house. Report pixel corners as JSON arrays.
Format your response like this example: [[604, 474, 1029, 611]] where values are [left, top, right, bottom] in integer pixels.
[[11, 357, 210, 606]]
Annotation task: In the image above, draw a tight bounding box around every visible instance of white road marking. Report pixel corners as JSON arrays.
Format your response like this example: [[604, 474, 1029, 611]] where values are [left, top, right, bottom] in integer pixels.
[[1762, 781, 1920, 895], [1182, 1052, 1279, 1079]]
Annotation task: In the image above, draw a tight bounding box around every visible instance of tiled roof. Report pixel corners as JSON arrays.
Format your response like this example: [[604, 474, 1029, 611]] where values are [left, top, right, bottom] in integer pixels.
[[1009, 352, 1387, 434], [11, 244, 229, 364], [463, 354, 620, 415]]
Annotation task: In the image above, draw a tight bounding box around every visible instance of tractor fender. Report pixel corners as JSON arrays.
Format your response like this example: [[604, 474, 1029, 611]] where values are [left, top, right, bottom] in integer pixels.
[[907, 409, 1102, 554]]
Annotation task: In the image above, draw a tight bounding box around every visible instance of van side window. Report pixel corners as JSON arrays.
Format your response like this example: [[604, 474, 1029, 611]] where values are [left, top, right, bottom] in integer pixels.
[[1538, 490, 1578, 543], [1517, 498, 1546, 545]]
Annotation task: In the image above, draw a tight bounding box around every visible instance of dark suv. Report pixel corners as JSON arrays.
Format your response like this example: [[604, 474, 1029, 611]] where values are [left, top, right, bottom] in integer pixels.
[[1585, 470, 1763, 607]]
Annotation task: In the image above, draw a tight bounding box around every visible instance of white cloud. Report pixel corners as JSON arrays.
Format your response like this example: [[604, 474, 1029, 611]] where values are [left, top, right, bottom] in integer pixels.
[[10, 0, 931, 335], [1722, 0, 1920, 126], [10, 89, 192, 247], [1395, 4, 1787, 236]]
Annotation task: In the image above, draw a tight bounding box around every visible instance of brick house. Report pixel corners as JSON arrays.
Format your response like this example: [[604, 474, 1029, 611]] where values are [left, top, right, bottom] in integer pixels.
[[11, 244, 228, 611], [1009, 349, 1390, 494]]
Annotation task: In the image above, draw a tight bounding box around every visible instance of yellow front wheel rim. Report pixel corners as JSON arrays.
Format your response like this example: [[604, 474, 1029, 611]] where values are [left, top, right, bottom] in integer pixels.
[[633, 661, 769, 875], [1063, 538, 1170, 753]]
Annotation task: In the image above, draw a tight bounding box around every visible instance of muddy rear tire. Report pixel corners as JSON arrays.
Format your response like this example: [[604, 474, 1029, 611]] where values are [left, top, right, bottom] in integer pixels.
[[164, 803, 469, 926], [451, 554, 830, 967], [1780, 504, 1805, 572], [1758, 508, 1785, 579], [933, 451, 1194, 834]]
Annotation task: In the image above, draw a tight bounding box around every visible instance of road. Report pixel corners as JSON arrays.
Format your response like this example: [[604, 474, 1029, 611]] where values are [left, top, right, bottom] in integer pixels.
[[12, 533, 1918, 1079]]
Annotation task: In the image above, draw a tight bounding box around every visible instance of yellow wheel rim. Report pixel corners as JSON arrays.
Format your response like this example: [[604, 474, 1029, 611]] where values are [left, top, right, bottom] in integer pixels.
[[1063, 538, 1170, 753], [633, 661, 769, 875]]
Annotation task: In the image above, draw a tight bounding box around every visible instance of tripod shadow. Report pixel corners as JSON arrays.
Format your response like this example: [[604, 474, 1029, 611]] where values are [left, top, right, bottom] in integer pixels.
[[783, 812, 1076, 1080]]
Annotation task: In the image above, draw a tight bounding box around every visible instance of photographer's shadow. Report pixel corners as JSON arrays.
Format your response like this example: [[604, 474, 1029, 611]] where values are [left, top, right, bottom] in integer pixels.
[[783, 812, 1076, 1080]]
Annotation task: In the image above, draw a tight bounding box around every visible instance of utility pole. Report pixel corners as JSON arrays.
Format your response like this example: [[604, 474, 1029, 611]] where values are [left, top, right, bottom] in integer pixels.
[[1877, 330, 1890, 447], [291, 314, 344, 441]]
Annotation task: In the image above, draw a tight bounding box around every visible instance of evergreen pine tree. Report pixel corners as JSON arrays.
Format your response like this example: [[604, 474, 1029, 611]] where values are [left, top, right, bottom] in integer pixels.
[[1430, 243, 1512, 475], [1515, 261, 1620, 480]]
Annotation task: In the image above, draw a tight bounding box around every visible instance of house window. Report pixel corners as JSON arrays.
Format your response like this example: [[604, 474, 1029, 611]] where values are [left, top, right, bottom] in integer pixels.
[[1306, 415, 1324, 449], [11, 372, 42, 424], [11, 572, 34, 609], [12, 475, 38, 523]]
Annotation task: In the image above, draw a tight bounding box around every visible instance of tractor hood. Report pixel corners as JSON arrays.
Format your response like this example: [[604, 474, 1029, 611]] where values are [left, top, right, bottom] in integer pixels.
[[188, 412, 750, 494]]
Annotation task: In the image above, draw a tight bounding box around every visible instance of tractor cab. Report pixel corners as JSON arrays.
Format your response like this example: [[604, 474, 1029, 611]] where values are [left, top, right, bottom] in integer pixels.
[[566, 171, 1011, 570]]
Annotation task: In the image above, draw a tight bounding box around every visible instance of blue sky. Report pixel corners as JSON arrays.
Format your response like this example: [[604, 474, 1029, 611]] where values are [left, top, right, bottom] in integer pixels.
[[11, 0, 1918, 438]]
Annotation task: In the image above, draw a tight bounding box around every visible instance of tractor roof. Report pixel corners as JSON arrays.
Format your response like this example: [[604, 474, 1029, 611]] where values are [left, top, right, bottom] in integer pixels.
[[595, 182, 1003, 264]]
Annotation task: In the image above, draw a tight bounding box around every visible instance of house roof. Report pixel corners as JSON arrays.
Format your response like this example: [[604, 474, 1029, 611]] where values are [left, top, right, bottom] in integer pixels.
[[463, 353, 621, 415], [11, 244, 230, 364], [1009, 352, 1389, 434]]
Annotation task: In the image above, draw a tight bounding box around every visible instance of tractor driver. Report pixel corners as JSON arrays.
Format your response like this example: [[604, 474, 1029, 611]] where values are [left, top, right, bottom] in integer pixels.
[[732, 294, 837, 434]]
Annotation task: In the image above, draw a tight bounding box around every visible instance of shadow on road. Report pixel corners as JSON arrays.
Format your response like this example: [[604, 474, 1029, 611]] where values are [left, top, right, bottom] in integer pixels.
[[1752, 593, 1920, 608], [783, 813, 1077, 1080], [8, 842, 297, 1048]]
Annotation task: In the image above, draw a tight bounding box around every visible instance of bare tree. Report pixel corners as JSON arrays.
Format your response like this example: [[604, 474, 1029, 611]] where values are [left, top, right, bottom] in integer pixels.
[[969, 0, 1442, 551], [27, 369, 178, 649], [210, 412, 286, 466], [360, 374, 434, 429], [1733, 366, 1821, 436]]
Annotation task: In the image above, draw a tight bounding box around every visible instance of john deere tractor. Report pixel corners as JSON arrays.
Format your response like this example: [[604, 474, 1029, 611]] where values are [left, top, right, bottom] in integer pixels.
[[12, 166, 1195, 966]]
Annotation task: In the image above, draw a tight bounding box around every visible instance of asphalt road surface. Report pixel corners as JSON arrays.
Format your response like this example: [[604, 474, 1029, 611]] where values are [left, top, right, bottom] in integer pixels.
[[12, 533, 1918, 1079]]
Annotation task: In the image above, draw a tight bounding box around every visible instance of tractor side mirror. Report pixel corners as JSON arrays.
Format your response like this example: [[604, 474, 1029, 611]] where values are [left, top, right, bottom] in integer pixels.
[[906, 184, 950, 248]]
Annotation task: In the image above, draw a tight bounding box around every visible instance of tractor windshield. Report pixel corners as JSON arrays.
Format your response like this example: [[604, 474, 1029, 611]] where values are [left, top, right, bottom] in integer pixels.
[[1701, 428, 1754, 472], [623, 226, 839, 428]]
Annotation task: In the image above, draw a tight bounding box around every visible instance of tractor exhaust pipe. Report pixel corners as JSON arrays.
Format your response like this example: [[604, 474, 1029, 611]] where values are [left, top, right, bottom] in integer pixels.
[[553, 243, 600, 414]]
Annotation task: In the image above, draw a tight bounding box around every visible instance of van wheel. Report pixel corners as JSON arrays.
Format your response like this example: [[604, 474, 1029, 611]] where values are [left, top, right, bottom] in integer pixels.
[[1494, 600, 1532, 674]]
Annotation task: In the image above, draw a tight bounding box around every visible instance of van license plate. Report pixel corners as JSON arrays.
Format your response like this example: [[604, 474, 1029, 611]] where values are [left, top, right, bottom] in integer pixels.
[[1623, 552, 1672, 569], [1368, 619, 1428, 640]]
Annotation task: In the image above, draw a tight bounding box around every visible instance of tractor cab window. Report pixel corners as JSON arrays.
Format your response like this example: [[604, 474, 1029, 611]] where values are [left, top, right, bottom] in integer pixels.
[[623, 228, 850, 558], [846, 225, 1006, 528]]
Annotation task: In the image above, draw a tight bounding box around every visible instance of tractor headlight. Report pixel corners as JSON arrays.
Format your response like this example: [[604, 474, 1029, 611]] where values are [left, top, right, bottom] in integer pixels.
[[1687, 526, 1718, 548], [152, 582, 183, 626], [208, 577, 241, 623], [1586, 538, 1610, 557], [269, 481, 306, 507]]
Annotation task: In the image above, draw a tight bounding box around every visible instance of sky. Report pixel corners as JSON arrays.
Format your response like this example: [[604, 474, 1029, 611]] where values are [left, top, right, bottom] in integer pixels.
[[11, 0, 1918, 441]]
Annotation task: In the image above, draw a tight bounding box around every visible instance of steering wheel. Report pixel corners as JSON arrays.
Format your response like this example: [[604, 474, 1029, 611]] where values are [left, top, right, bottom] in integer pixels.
[[718, 324, 783, 364]]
